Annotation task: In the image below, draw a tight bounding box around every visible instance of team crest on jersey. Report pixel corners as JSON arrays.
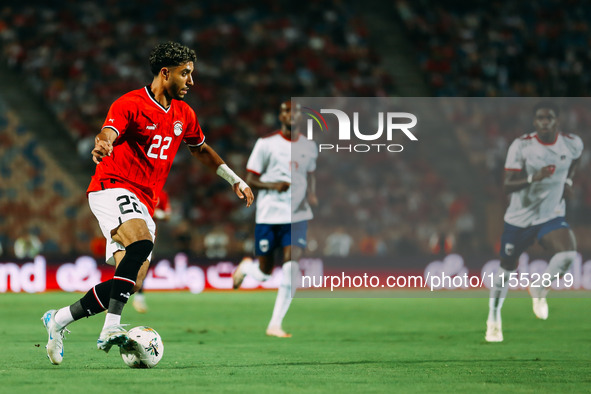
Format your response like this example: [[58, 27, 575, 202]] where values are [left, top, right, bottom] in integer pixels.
[[173, 121, 183, 136], [504, 243, 514, 256], [259, 239, 269, 253]]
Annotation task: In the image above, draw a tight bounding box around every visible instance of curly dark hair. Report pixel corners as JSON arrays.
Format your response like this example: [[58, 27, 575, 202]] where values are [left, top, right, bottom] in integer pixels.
[[533, 100, 560, 117], [149, 42, 197, 76]]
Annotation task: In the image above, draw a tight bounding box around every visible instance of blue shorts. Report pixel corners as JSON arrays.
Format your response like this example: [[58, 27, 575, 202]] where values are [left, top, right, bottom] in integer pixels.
[[500, 216, 570, 259], [254, 221, 308, 256]]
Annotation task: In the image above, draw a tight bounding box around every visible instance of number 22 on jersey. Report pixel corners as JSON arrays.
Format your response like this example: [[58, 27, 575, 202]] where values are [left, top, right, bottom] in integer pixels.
[[147, 135, 172, 160]]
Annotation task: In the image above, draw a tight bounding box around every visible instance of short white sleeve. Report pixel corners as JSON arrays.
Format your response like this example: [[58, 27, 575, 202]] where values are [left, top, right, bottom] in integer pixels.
[[246, 138, 266, 175], [569, 134, 584, 160], [504, 138, 523, 171]]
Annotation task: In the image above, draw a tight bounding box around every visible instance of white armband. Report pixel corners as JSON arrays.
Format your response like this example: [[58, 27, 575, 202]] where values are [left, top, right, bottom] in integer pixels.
[[216, 164, 249, 191]]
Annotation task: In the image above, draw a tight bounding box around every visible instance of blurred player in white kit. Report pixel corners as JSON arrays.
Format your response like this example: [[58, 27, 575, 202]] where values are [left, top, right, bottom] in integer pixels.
[[233, 101, 318, 338], [486, 101, 583, 342]]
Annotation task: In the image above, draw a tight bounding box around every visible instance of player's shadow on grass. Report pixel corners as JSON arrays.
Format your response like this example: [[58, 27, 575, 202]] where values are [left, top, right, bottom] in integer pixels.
[[166, 360, 381, 369], [169, 358, 574, 369], [35, 358, 581, 371]]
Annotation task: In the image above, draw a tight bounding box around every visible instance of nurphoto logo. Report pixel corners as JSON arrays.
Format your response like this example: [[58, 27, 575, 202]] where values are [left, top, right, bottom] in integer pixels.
[[303, 107, 418, 153]]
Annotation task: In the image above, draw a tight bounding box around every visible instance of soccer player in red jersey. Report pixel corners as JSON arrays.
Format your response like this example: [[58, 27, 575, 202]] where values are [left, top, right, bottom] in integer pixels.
[[41, 42, 254, 365]]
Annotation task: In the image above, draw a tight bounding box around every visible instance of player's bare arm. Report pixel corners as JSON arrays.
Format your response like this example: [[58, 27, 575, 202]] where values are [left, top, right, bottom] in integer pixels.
[[189, 143, 254, 206], [503, 165, 555, 194], [307, 172, 318, 206], [189, 142, 224, 170], [245, 172, 290, 192], [562, 158, 580, 199], [91, 128, 117, 164]]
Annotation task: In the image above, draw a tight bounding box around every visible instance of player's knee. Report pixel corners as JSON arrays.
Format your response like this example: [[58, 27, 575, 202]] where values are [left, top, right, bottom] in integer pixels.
[[290, 247, 303, 262], [499, 258, 517, 271], [282, 261, 300, 286], [115, 240, 153, 283], [554, 250, 577, 270], [114, 218, 152, 245], [258, 256, 274, 275], [126, 239, 153, 264]]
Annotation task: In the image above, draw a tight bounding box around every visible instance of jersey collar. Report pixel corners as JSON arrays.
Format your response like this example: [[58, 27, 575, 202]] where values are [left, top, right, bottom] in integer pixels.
[[144, 86, 171, 113], [278, 130, 300, 142], [534, 132, 558, 146]]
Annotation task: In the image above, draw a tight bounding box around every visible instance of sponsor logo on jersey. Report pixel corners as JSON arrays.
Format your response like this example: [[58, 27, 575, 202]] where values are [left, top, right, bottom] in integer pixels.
[[173, 120, 183, 136], [146, 123, 158, 130]]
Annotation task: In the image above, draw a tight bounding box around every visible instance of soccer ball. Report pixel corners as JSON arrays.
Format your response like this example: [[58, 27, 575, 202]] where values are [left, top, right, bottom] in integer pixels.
[[120, 326, 164, 368]]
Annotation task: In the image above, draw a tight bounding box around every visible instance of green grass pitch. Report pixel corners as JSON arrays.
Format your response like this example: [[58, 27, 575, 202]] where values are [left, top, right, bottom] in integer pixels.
[[1, 291, 590, 393]]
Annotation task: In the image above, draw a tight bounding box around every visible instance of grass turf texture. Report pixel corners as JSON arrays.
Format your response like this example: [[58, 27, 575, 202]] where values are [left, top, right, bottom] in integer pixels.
[[1, 291, 590, 393]]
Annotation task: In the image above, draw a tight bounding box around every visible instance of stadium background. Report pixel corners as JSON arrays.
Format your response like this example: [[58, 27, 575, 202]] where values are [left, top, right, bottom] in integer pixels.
[[1, 1, 590, 392], [1, 0, 590, 275]]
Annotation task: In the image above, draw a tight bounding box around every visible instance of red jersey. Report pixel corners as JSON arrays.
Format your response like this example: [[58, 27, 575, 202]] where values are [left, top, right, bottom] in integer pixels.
[[87, 86, 205, 215], [155, 189, 171, 213], [154, 189, 171, 220]]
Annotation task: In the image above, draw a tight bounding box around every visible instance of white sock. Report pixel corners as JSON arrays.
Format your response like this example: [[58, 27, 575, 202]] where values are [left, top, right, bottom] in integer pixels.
[[102, 313, 121, 329], [54, 307, 74, 328], [539, 251, 577, 297], [488, 267, 512, 323], [268, 261, 300, 329], [243, 259, 271, 282]]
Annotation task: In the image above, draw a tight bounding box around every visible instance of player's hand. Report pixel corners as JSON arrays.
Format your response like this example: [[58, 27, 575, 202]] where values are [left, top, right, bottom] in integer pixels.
[[308, 193, 318, 207], [92, 137, 113, 164], [562, 182, 574, 200], [533, 165, 555, 182], [234, 183, 254, 207], [271, 182, 291, 192]]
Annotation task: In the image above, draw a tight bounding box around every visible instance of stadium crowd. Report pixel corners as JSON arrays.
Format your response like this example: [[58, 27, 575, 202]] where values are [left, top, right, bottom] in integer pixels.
[[396, 0, 591, 97]]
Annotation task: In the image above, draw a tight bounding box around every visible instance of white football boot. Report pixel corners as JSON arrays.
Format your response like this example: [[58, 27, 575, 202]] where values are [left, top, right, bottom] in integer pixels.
[[485, 320, 503, 342], [232, 257, 251, 289], [97, 324, 129, 353], [531, 298, 549, 320], [529, 286, 549, 320], [41, 309, 70, 365]]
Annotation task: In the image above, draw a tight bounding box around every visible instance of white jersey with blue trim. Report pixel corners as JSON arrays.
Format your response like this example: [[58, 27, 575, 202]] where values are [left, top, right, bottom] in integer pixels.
[[503, 131, 583, 227], [246, 131, 317, 224]]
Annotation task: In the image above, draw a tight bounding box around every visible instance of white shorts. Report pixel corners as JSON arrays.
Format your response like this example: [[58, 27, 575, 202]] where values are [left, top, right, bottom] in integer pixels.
[[88, 188, 156, 266]]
